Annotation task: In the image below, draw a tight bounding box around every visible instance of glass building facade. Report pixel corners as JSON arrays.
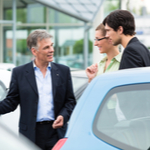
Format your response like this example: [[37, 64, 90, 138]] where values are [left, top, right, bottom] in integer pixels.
[[2, 1, 85, 68], [1, 0, 103, 69], [1, 0, 149, 69]]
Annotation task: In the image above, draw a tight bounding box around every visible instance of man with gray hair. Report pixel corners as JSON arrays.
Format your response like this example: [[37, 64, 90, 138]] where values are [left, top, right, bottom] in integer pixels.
[[0, 29, 76, 150]]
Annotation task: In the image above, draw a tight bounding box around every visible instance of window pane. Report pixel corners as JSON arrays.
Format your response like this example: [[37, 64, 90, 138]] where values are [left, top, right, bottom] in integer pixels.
[[27, 4, 46, 23], [3, 26, 13, 63], [4, 9, 12, 20], [53, 27, 85, 69], [88, 27, 94, 66], [17, 8, 27, 23], [16, 26, 46, 66], [48, 8, 83, 24], [103, 0, 120, 17], [4, 8, 27, 23], [123, 0, 150, 16], [93, 84, 150, 150], [4, 4, 45, 23]]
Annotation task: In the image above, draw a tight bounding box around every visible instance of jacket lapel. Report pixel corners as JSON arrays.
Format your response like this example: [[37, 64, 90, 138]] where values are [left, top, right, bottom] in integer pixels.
[[51, 62, 60, 98], [25, 62, 38, 95]]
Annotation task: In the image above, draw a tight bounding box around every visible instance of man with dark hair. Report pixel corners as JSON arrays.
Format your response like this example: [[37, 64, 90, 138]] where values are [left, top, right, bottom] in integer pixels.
[[103, 9, 150, 69], [0, 29, 76, 150]]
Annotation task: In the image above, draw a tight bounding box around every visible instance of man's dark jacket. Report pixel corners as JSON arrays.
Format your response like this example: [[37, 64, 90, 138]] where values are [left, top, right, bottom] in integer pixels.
[[0, 62, 76, 142], [119, 37, 150, 69]]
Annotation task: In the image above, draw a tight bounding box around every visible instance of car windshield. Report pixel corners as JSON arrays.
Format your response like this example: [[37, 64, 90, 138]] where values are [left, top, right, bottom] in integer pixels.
[[72, 76, 88, 92]]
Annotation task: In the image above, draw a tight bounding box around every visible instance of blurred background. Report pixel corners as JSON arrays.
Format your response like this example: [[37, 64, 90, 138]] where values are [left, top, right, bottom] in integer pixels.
[[0, 1, 150, 147], [0, 0, 150, 70]]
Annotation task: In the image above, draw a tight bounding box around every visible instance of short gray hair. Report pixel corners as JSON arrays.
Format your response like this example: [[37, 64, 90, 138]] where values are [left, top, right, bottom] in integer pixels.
[[27, 29, 52, 50]]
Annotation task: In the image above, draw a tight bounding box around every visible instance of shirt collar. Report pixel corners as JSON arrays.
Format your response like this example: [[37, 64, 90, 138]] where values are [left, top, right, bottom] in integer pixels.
[[101, 53, 122, 63], [101, 55, 108, 62], [114, 53, 122, 62], [33, 60, 51, 69]]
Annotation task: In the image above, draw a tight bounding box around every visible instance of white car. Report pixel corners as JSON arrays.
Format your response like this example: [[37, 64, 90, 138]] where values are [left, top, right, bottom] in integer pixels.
[[71, 70, 88, 101], [0, 121, 40, 150], [0, 63, 15, 71], [0, 69, 12, 88], [0, 70, 19, 134]]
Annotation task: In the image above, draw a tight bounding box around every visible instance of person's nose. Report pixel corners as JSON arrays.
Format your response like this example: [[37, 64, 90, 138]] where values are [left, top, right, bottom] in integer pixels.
[[105, 32, 109, 38], [49, 46, 54, 52], [94, 40, 98, 46]]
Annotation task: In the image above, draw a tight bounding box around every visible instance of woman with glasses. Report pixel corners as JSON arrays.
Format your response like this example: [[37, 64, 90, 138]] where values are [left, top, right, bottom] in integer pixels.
[[86, 23, 122, 83]]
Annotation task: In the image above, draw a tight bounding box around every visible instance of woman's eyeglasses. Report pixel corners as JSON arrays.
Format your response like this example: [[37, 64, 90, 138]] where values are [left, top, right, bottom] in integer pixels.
[[94, 37, 107, 41]]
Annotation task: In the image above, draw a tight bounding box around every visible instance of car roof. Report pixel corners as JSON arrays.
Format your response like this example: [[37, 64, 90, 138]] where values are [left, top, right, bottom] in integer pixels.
[[66, 67, 150, 136], [0, 63, 15, 71], [0, 70, 11, 88], [93, 67, 150, 86], [71, 70, 87, 78]]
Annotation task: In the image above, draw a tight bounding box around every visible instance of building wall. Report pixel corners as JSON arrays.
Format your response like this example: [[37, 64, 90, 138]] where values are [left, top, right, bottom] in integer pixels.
[[92, 7, 104, 64]]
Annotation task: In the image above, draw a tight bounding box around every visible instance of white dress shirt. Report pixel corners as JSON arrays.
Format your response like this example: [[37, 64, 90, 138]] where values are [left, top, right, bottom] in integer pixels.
[[33, 61, 55, 122]]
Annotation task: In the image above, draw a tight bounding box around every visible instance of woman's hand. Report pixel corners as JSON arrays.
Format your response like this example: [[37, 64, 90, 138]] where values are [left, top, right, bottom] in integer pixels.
[[86, 63, 98, 83]]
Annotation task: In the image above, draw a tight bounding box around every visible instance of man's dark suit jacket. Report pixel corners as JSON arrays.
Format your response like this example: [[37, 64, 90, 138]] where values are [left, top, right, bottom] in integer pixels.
[[0, 62, 76, 142], [119, 37, 150, 69]]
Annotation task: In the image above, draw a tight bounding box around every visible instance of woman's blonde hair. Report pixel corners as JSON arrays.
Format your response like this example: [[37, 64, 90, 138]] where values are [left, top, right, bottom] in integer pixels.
[[95, 23, 106, 36]]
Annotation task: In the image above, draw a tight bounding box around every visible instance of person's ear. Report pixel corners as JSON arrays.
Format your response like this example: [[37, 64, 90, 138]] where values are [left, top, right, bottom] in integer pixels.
[[118, 26, 123, 34], [31, 47, 37, 56]]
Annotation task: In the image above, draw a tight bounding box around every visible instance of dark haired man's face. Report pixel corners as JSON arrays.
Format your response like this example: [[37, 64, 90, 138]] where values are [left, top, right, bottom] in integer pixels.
[[105, 23, 121, 46]]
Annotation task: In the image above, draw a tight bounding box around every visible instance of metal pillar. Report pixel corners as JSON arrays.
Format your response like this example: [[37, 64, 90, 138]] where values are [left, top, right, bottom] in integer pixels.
[[119, 0, 122, 9], [83, 23, 89, 69], [12, 0, 16, 65], [0, 0, 3, 62], [54, 10, 59, 63]]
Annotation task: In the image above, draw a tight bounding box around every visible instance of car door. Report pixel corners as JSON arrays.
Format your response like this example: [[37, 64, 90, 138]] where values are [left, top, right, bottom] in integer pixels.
[[93, 83, 150, 150]]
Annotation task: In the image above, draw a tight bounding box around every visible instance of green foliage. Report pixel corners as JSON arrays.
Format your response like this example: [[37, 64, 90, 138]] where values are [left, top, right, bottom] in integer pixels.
[[5, 8, 27, 23], [17, 39, 27, 54], [17, 8, 27, 23], [147, 47, 150, 51], [5, 9, 12, 20], [58, 12, 73, 23], [104, 0, 120, 16], [73, 39, 93, 54]]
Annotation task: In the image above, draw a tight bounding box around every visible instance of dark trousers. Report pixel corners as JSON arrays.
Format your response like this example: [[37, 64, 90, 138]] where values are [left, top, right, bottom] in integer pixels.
[[35, 121, 59, 150]]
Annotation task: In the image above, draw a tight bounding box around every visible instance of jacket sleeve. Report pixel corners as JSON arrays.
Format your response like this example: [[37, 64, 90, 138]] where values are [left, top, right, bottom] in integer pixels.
[[0, 68, 19, 114]]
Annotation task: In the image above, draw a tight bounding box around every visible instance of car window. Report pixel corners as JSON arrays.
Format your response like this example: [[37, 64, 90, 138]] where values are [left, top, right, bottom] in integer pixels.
[[0, 81, 7, 101], [93, 84, 150, 150], [72, 76, 88, 93]]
